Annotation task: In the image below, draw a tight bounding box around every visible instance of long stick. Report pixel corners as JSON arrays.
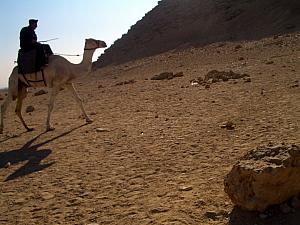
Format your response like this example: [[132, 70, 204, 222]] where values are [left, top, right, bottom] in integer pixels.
[[40, 38, 59, 43]]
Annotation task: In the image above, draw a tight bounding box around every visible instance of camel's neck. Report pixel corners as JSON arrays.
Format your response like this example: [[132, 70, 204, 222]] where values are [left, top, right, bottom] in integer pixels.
[[79, 49, 96, 72]]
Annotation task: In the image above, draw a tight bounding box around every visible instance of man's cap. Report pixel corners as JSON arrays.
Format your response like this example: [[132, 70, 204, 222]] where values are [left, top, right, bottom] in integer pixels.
[[29, 19, 38, 24]]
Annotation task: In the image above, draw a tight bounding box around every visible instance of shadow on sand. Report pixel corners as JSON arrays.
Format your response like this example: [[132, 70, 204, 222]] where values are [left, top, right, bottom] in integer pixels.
[[0, 131, 28, 144], [229, 205, 300, 225], [0, 124, 86, 181]]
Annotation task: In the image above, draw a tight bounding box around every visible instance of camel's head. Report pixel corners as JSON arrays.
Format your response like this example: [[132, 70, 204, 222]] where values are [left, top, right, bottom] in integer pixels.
[[85, 38, 107, 50]]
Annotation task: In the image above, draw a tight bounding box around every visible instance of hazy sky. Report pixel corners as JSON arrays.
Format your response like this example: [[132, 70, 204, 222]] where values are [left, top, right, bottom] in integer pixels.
[[0, 0, 158, 88]]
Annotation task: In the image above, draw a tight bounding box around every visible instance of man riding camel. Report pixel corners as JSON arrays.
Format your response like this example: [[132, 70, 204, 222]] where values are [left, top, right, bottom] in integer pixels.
[[19, 19, 53, 71]]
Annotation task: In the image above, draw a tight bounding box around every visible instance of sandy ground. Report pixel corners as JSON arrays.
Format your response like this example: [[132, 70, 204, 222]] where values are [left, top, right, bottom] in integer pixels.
[[0, 33, 300, 225]]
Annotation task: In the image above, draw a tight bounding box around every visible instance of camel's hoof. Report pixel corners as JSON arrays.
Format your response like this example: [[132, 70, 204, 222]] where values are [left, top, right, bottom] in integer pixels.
[[86, 118, 93, 124], [26, 127, 34, 132], [46, 127, 55, 132]]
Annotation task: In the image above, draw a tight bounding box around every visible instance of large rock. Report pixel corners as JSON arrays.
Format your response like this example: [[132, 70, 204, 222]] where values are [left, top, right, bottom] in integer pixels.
[[224, 144, 300, 212]]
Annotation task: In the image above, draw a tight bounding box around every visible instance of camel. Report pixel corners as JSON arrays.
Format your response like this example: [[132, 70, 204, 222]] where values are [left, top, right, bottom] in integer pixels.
[[0, 38, 107, 134]]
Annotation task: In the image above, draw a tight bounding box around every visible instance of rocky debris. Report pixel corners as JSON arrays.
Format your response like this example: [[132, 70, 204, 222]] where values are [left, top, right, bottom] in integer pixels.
[[26, 105, 35, 113], [279, 203, 292, 214], [191, 70, 250, 87], [150, 207, 169, 214], [178, 185, 193, 191], [290, 80, 299, 88], [291, 195, 300, 208], [220, 121, 235, 130], [40, 192, 55, 200], [204, 70, 250, 82], [151, 71, 184, 80], [204, 211, 219, 220], [204, 210, 229, 220], [244, 77, 252, 83], [34, 89, 48, 96], [96, 128, 110, 133], [224, 144, 300, 212], [195, 199, 206, 207], [4, 162, 11, 168], [265, 60, 274, 65], [234, 45, 243, 51], [115, 79, 136, 86]]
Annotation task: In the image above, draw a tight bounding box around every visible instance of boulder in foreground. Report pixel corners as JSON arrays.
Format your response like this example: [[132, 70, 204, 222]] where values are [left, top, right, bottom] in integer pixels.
[[224, 144, 300, 212]]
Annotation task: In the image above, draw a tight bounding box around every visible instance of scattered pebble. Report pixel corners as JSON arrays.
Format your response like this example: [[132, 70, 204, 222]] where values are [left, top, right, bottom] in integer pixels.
[[26, 105, 35, 113], [40, 192, 55, 200], [96, 128, 110, 133], [205, 210, 219, 220], [279, 203, 292, 214], [259, 213, 269, 219], [220, 121, 235, 130], [150, 207, 169, 214], [291, 196, 300, 208], [4, 162, 11, 168], [178, 185, 193, 191]]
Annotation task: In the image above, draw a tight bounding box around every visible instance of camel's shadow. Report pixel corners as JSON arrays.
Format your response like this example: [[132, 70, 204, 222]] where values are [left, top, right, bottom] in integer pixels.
[[0, 124, 86, 181], [229, 206, 300, 225]]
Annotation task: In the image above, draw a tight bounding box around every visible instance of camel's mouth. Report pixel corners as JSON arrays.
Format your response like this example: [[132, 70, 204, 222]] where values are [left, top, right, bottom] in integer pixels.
[[101, 41, 107, 48]]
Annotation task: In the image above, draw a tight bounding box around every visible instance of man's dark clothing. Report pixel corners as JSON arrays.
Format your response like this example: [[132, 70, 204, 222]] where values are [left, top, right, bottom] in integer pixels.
[[20, 26, 37, 51], [19, 25, 52, 71]]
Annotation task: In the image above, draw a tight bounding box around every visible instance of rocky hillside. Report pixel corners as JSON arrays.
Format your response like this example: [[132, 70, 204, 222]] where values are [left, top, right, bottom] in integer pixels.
[[94, 0, 300, 68]]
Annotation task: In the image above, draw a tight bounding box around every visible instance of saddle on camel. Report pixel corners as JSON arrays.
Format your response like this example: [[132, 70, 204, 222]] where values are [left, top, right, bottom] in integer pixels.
[[17, 19, 53, 87]]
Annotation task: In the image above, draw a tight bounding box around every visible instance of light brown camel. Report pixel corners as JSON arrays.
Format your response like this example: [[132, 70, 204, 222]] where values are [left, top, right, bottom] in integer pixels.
[[0, 38, 107, 133]]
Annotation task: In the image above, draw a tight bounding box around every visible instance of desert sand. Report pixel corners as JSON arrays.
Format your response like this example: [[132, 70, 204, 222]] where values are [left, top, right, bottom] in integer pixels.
[[0, 32, 300, 225]]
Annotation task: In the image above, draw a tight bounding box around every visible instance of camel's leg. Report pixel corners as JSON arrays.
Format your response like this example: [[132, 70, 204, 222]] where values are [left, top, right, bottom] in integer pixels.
[[0, 67, 19, 134], [0, 93, 13, 134], [15, 86, 33, 132], [46, 87, 59, 131], [66, 83, 92, 123]]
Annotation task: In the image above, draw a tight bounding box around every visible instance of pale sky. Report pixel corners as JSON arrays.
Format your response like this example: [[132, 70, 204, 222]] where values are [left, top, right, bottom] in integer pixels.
[[0, 0, 158, 88]]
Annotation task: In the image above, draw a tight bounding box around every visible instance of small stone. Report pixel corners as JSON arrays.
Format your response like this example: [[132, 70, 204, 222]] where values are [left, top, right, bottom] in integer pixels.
[[96, 128, 110, 133], [291, 196, 300, 208], [279, 203, 292, 214], [179, 186, 193, 191], [220, 121, 235, 130], [205, 84, 210, 89], [259, 213, 269, 219], [235, 45, 242, 50], [40, 192, 55, 200], [14, 198, 26, 204], [195, 199, 206, 207], [205, 211, 218, 220], [244, 77, 251, 82], [4, 162, 11, 168], [150, 207, 169, 214], [26, 105, 35, 113]]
